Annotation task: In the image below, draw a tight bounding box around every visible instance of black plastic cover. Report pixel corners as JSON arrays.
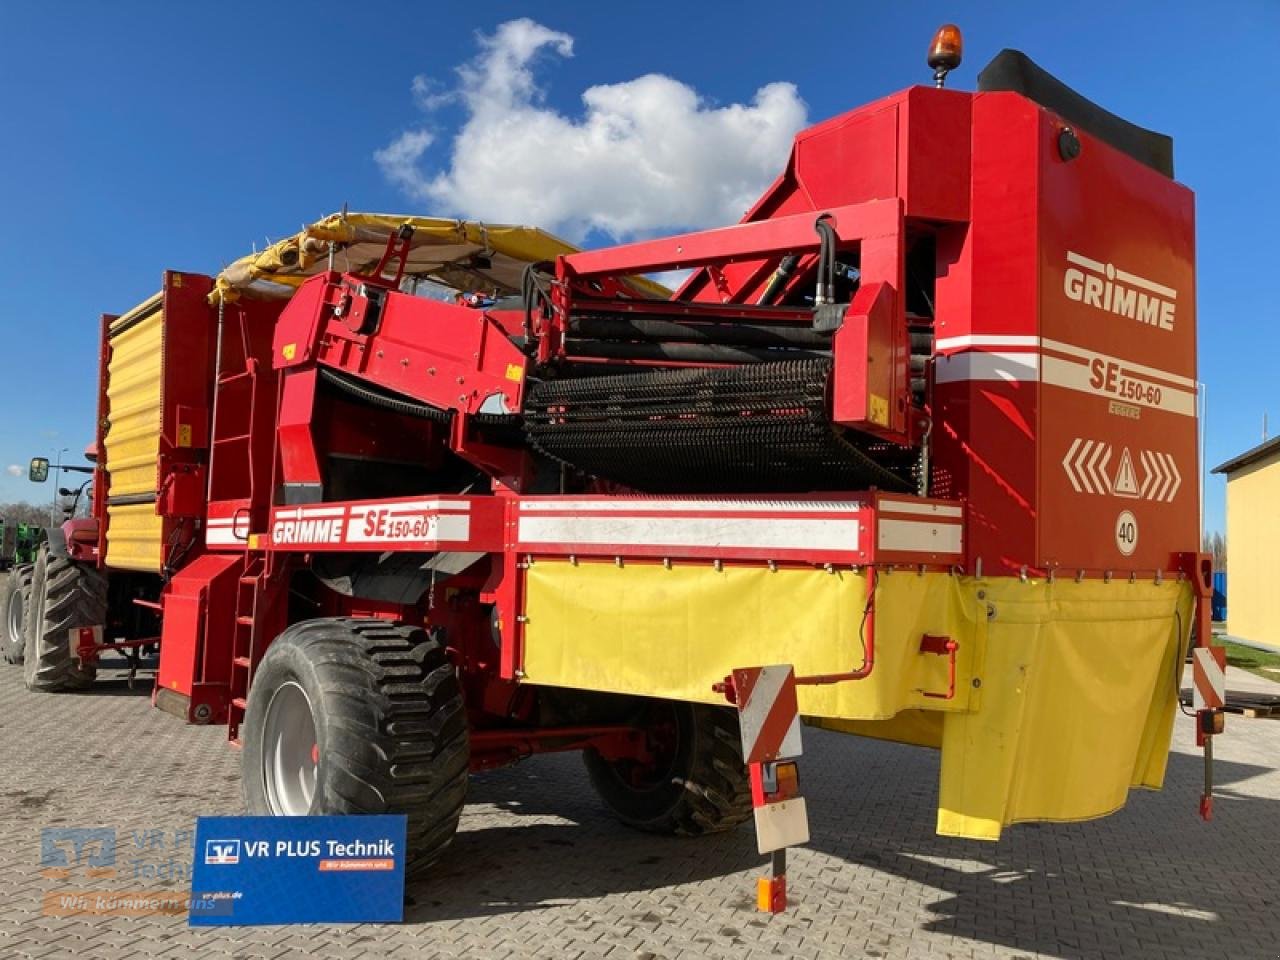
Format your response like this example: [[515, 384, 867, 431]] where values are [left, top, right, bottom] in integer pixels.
[[977, 49, 1174, 179]]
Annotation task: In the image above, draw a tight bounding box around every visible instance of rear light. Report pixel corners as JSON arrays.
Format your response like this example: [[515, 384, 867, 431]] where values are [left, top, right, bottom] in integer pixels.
[[763, 760, 800, 802], [1199, 709, 1225, 736]]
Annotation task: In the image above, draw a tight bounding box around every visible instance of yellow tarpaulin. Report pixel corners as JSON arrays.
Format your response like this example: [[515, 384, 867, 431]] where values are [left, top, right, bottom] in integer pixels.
[[212, 212, 669, 303], [519, 560, 1191, 840]]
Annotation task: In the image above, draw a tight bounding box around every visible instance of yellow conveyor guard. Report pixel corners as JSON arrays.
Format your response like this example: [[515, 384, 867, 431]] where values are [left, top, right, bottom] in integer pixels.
[[103, 295, 165, 572], [520, 560, 1191, 840]]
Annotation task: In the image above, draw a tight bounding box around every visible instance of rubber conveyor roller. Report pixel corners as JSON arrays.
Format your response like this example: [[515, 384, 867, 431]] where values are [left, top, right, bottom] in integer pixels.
[[524, 359, 913, 493]]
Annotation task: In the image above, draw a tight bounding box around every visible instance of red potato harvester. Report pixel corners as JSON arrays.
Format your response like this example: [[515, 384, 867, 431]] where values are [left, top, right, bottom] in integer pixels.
[[18, 30, 1220, 878]]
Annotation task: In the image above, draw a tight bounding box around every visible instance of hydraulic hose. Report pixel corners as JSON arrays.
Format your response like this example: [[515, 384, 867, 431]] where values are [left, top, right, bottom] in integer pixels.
[[317, 366, 452, 425]]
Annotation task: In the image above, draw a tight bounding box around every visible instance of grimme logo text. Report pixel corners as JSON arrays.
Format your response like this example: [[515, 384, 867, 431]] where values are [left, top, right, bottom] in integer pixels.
[[1063, 251, 1176, 331]]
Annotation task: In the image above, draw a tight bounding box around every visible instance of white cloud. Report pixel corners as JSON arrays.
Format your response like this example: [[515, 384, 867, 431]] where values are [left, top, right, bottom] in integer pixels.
[[376, 18, 807, 242], [374, 130, 434, 197], [6, 465, 23, 477]]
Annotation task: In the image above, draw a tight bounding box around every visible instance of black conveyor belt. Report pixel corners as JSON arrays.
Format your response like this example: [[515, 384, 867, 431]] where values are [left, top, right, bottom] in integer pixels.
[[524, 359, 913, 493]]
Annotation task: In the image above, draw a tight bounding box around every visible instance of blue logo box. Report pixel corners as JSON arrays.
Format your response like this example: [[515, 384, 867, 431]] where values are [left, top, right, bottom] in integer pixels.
[[189, 815, 407, 925]]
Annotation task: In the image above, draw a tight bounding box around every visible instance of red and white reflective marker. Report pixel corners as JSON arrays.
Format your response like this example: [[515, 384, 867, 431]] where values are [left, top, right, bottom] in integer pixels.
[[1191, 643, 1226, 821], [730, 664, 809, 913], [1192, 645, 1226, 711], [733, 664, 803, 764]]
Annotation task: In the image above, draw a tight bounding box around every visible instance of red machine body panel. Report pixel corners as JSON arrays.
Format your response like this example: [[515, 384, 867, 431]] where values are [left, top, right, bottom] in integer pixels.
[[1036, 108, 1197, 571], [932, 91, 1197, 575]]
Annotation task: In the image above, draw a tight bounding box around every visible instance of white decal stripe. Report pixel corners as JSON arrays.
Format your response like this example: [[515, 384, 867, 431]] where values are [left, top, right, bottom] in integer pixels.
[[1066, 250, 1176, 300], [1192, 648, 1226, 710], [741, 666, 788, 759], [1040, 338, 1196, 389], [516, 516, 861, 552], [342, 514, 471, 543], [1114, 266, 1177, 300], [205, 528, 245, 545], [934, 352, 1039, 384], [1041, 356, 1196, 417], [1066, 250, 1106, 273], [1194, 648, 1226, 697], [365, 499, 470, 512], [1166, 454, 1183, 501], [876, 500, 963, 518], [934, 334, 1040, 352], [1062, 438, 1085, 493], [1139, 451, 1156, 499], [1078, 441, 1096, 494], [274, 506, 348, 520], [519, 499, 865, 515], [876, 519, 963, 555], [1090, 443, 1112, 495], [273, 500, 471, 524]]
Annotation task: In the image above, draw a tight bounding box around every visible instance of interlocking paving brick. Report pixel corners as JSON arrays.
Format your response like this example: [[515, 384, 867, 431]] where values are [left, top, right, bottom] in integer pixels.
[[1, 658, 1279, 958]]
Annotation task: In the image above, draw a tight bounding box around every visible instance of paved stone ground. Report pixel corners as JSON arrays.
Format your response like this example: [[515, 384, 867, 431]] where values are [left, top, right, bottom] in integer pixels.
[[1, 659, 1278, 960]]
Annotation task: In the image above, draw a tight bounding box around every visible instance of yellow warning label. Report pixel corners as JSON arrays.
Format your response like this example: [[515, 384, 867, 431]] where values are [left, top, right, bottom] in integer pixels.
[[248, 534, 261, 550], [282, 343, 297, 361], [177, 424, 193, 448], [505, 363, 523, 382], [869, 393, 889, 427]]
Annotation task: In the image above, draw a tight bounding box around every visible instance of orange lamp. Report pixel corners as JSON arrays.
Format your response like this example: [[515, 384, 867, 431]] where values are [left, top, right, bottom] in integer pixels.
[[928, 24, 963, 87]]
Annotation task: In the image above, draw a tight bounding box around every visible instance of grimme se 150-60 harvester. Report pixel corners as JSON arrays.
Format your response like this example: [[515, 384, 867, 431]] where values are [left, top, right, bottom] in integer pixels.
[[21, 35, 1218, 873]]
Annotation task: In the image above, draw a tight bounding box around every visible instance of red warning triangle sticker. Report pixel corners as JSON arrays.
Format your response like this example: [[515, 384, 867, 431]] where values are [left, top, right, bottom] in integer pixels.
[[1113, 447, 1139, 498]]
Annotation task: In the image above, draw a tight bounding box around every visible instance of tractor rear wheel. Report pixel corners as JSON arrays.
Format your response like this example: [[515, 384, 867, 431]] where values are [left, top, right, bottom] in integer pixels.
[[23, 547, 105, 691], [0, 563, 33, 664], [241, 618, 469, 873], [584, 700, 752, 836]]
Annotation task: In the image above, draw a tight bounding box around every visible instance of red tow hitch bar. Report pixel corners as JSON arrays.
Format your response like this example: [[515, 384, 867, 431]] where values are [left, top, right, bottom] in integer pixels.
[[74, 629, 159, 686]]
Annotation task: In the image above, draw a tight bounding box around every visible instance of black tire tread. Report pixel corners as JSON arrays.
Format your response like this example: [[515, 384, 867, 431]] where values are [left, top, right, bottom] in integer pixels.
[[0, 563, 33, 665], [674, 706, 755, 835], [585, 702, 753, 836], [244, 618, 469, 872], [23, 548, 105, 691]]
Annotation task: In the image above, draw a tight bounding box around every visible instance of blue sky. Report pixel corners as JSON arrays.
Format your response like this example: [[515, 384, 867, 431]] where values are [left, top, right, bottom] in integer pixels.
[[1, 1, 1275, 535]]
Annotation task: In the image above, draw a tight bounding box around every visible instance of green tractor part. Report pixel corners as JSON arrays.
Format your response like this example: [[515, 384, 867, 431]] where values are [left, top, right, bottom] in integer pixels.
[[14, 523, 47, 567], [0, 561, 34, 665], [0, 521, 47, 571], [0, 522, 45, 664]]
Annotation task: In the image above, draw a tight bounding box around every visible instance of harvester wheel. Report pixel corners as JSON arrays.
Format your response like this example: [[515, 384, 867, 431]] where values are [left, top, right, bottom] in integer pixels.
[[23, 547, 105, 691], [584, 700, 752, 836], [0, 563, 34, 664], [241, 618, 469, 873]]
